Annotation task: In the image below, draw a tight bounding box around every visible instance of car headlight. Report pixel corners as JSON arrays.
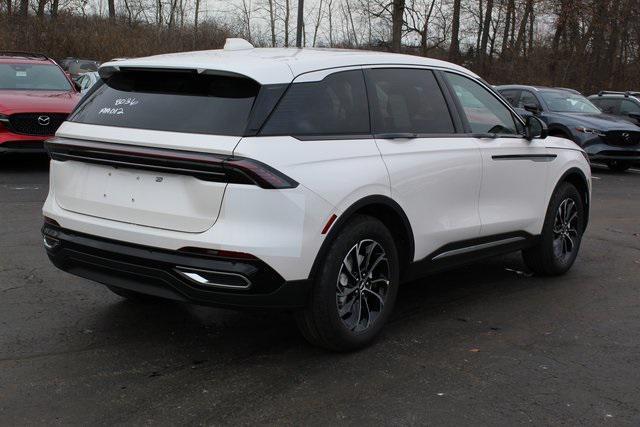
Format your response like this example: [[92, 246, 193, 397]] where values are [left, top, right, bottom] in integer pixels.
[[575, 127, 606, 137], [0, 114, 8, 123]]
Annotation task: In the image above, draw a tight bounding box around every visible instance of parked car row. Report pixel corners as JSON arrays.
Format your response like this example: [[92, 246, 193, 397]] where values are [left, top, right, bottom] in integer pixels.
[[497, 85, 640, 172], [2, 50, 639, 172], [0, 45, 635, 350]]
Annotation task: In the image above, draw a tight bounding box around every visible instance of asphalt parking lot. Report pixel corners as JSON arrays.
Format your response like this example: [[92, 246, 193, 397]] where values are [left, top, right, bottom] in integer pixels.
[[1, 155, 639, 425]]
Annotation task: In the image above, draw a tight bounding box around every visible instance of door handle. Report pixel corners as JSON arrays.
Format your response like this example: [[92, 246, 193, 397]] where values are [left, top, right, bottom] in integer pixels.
[[376, 133, 419, 139], [473, 133, 498, 139]]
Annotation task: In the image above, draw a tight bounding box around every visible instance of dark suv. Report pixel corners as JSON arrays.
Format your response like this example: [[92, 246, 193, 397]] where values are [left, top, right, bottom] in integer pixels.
[[588, 91, 640, 126], [497, 85, 640, 172]]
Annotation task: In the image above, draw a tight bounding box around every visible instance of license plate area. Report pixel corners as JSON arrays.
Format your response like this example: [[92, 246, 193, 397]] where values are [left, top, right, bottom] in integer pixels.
[[53, 161, 226, 233]]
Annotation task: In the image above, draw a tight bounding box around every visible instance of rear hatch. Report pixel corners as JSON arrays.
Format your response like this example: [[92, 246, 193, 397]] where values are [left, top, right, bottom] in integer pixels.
[[49, 68, 261, 233]]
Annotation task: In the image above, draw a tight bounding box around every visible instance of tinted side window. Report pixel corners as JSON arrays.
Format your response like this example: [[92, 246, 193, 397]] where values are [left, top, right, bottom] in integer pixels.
[[620, 99, 640, 114], [366, 68, 454, 134], [446, 73, 519, 135], [499, 89, 520, 107], [260, 70, 369, 136], [591, 98, 619, 114], [518, 90, 541, 110]]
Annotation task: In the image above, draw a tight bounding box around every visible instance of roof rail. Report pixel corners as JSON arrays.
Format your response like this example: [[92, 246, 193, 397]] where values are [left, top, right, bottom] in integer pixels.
[[0, 51, 50, 60], [597, 90, 640, 97]]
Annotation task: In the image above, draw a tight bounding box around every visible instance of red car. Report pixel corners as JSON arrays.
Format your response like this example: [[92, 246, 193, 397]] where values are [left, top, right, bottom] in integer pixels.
[[0, 51, 81, 154]]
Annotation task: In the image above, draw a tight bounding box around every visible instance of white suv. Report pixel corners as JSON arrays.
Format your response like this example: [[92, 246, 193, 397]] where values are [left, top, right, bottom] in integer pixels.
[[43, 40, 591, 351]]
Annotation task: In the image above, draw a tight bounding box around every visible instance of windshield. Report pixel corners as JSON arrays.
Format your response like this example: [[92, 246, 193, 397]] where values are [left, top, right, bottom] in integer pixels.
[[0, 63, 72, 91], [539, 91, 601, 113]]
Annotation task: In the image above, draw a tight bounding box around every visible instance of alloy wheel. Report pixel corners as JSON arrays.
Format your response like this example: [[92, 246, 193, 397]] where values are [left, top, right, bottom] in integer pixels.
[[336, 239, 390, 333], [552, 198, 579, 261]]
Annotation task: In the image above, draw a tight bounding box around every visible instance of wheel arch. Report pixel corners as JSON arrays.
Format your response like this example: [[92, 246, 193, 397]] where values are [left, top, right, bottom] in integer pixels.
[[547, 124, 574, 140], [308, 195, 415, 280], [556, 167, 590, 231]]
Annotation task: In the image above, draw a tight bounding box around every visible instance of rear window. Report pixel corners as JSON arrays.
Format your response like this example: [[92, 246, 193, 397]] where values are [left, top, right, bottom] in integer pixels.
[[70, 70, 260, 135]]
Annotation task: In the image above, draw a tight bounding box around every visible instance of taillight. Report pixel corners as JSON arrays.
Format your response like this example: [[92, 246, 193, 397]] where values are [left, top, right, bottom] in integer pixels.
[[224, 158, 298, 189], [45, 138, 298, 190]]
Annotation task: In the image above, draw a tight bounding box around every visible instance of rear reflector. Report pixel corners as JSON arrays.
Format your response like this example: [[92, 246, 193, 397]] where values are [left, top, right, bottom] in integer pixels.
[[321, 214, 338, 234], [178, 246, 258, 260], [43, 216, 60, 227]]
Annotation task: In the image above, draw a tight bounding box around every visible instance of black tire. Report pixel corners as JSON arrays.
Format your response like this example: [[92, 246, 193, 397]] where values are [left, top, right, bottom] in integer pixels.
[[522, 182, 585, 276], [607, 160, 632, 172], [295, 215, 400, 351], [106, 285, 161, 302]]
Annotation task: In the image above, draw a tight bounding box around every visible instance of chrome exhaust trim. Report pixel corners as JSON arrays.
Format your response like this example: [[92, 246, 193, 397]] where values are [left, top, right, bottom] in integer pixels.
[[175, 266, 252, 290]]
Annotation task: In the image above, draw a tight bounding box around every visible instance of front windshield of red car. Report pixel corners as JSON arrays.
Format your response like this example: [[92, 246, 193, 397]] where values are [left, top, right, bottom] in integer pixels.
[[0, 63, 72, 91]]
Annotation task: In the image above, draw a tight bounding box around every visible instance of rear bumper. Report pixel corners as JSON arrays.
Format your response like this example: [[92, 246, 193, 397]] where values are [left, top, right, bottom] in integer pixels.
[[42, 224, 312, 309]]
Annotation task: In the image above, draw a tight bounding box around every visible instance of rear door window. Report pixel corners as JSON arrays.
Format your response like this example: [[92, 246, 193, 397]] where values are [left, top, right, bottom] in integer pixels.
[[620, 99, 640, 115], [518, 90, 542, 110], [260, 70, 369, 137], [366, 68, 454, 134], [591, 98, 620, 114], [70, 70, 260, 135], [499, 89, 520, 107]]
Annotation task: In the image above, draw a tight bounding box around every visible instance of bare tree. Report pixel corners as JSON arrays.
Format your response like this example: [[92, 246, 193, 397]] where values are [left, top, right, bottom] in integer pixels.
[[405, 0, 439, 56], [107, 0, 115, 20], [284, 0, 291, 46], [345, 0, 359, 46], [18, 0, 28, 16], [266, 0, 277, 46], [513, 0, 533, 56], [391, 0, 404, 52], [449, 0, 461, 60], [500, 0, 514, 57], [327, 0, 334, 46], [239, 0, 254, 42], [479, 0, 493, 62], [312, 0, 323, 46]]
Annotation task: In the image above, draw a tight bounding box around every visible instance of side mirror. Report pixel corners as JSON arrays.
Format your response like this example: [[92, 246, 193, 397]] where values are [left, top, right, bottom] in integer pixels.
[[525, 115, 548, 140], [73, 81, 82, 92], [523, 103, 541, 114]]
